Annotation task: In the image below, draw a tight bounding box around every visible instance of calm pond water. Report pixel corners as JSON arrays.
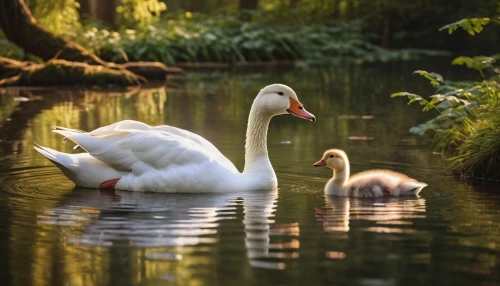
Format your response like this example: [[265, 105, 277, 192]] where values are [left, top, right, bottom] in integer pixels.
[[0, 61, 499, 286]]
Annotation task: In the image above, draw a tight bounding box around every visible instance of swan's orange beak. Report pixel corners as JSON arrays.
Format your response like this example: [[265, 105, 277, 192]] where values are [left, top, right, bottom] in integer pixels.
[[287, 98, 316, 122], [314, 159, 326, 167]]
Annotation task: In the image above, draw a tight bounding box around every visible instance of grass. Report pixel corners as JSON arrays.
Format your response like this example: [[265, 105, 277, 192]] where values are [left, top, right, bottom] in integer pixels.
[[448, 106, 500, 179]]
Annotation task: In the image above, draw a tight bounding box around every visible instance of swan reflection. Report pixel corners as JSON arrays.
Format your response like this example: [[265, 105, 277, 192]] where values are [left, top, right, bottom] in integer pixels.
[[243, 191, 300, 269], [36, 188, 299, 283], [316, 195, 426, 233]]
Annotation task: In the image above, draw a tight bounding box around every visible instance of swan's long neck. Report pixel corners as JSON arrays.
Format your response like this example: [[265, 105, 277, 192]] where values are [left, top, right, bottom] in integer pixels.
[[243, 103, 273, 174]]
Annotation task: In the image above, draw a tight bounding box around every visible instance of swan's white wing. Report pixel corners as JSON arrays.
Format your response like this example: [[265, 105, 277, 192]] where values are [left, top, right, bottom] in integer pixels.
[[88, 120, 237, 172], [54, 129, 237, 177]]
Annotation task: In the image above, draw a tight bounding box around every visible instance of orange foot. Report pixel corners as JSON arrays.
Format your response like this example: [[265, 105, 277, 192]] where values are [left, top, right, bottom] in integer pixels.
[[100, 178, 120, 190]]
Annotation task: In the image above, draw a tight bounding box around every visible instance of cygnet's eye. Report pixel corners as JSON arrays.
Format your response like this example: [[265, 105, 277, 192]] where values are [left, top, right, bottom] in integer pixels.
[[277, 92, 284, 96], [329, 155, 335, 158]]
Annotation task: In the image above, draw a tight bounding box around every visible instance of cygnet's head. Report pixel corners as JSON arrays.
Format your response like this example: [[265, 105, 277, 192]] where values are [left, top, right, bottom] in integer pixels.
[[255, 84, 315, 122], [313, 149, 348, 171]]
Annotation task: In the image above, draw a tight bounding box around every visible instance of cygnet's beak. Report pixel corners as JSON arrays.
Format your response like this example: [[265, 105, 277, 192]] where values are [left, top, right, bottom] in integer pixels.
[[313, 159, 326, 167], [287, 97, 316, 122]]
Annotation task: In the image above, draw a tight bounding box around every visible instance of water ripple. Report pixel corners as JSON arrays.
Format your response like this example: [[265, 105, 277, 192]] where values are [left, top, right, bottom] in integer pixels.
[[0, 165, 72, 200]]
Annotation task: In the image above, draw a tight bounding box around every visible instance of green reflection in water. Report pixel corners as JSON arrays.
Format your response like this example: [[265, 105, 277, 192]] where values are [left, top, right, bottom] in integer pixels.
[[0, 62, 498, 286]]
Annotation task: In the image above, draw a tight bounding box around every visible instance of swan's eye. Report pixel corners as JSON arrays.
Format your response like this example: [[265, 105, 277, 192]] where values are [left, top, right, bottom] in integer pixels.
[[330, 155, 335, 158], [277, 92, 284, 96]]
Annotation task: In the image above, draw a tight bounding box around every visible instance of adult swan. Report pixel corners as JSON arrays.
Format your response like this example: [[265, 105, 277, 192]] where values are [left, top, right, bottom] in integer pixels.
[[35, 84, 316, 193]]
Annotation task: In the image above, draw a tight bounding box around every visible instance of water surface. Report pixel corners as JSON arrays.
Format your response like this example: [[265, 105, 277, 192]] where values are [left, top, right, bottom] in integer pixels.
[[0, 62, 499, 285]]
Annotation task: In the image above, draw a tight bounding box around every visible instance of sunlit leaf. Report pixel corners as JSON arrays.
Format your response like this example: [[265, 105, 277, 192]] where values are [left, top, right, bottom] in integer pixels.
[[439, 18, 491, 35], [413, 70, 443, 86], [390, 92, 421, 98]]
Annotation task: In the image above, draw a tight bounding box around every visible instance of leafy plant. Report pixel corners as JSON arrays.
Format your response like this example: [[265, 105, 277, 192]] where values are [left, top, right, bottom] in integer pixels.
[[439, 18, 491, 35], [70, 9, 448, 65], [451, 55, 500, 76], [392, 16, 500, 179]]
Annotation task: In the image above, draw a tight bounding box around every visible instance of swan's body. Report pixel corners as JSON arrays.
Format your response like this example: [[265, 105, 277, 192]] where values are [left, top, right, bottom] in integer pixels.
[[314, 149, 427, 197], [35, 84, 315, 193]]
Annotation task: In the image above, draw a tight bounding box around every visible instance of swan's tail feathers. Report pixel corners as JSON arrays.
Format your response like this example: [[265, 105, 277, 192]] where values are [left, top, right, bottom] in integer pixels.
[[34, 144, 58, 162], [52, 127, 131, 154], [35, 144, 125, 188], [88, 130, 131, 138], [51, 128, 88, 151], [52, 126, 86, 133], [402, 181, 428, 196], [34, 145, 77, 180]]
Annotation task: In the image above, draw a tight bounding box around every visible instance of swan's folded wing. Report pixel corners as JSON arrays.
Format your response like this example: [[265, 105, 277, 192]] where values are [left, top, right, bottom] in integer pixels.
[[60, 130, 237, 176], [86, 120, 237, 172], [90, 120, 153, 132], [151, 125, 237, 171]]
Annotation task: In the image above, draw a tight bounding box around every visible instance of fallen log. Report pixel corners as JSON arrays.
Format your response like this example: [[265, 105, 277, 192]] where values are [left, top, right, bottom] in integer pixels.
[[0, 0, 183, 86], [0, 57, 145, 86]]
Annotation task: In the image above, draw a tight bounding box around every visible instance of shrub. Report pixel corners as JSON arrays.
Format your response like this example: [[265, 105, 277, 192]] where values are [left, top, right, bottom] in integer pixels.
[[72, 10, 448, 65], [392, 17, 500, 180]]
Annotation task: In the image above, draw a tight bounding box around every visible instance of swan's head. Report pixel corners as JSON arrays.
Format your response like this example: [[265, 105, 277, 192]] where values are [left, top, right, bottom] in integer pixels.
[[314, 149, 348, 171], [255, 84, 315, 122]]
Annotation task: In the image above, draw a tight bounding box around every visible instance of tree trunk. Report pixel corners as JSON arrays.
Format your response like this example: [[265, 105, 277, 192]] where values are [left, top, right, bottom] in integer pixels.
[[185, 0, 205, 12], [290, 0, 300, 8], [332, 0, 340, 18], [239, 0, 258, 10], [0, 0, 105, 64], [76, 0, 117, 27], [239, 0, 258, 21], [381, 10, 392, 48], [91, 0, 117, 28], [346, 0, 353, 18], [76, 0, 91, 20]]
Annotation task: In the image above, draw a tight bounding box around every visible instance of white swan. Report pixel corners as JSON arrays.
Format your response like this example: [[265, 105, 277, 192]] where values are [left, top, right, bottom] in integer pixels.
[[35, 84, 315, 193], [314, 149, 427, 197]]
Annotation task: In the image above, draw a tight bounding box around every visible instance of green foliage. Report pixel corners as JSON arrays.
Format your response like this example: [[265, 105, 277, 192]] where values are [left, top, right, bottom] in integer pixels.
[[31, 0, 81, 37], [117, 0, 167, 27], [439, 18, 490, 35], [413, 70, 443, 87], [392, 74, 500, 178], [0, 38, 24, 60], [392, 16, 500, 179], [451, 55, 499, 76], [71, 10, 448, 65], [390, 74, 493, 134]]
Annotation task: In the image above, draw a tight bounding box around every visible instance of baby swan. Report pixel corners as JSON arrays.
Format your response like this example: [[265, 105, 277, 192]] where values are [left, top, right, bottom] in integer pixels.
[[314, 149, 427, 197]]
